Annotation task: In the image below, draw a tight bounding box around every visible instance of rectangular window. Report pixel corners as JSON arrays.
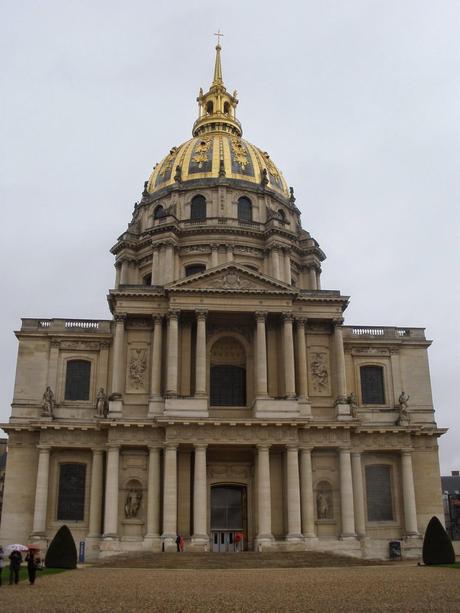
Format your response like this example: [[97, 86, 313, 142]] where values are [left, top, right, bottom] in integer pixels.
[[360, 366, 385, 404], [64, 360, 91, 400], [57, 463, 86, 521], [365, 465, 393, 521]]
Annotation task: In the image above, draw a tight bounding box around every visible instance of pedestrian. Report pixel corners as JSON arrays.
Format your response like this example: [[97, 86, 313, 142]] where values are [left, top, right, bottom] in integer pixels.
[[9, 549, 22, 585], [175, 534, 181, 552], [25, 548, 39, 585], [179, 535, 185, 552], [0, 545, 4, 586]]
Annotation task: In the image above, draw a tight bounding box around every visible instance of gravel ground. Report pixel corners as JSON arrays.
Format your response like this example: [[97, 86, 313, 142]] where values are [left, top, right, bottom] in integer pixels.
[[0, 565, 459, 613]]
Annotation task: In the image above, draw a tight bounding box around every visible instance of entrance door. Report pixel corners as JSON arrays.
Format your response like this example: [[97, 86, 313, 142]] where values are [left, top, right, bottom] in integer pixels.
[[211, 485, 246, 552]]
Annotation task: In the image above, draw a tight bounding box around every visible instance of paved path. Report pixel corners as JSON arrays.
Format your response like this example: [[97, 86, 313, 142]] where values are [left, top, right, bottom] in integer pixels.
[[0, 565, 459, 612]]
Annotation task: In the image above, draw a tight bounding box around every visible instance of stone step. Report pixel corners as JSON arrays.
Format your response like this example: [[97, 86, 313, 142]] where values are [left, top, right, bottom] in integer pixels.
[[95, 550, 386, 569]]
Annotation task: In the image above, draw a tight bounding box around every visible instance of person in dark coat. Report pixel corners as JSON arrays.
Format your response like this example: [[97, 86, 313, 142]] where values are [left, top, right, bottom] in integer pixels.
[[0, 545, 4, 586], [25, 549, 39, 585], [9, 549, 22, 585]]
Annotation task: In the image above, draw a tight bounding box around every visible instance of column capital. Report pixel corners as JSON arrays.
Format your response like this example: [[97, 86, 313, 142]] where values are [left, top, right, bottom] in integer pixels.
[[299, 445, 313, 453], [339, 446, 352, 454], [195, 309, 208, 320], [257, 443, 271, 451], [114, 313, 127, 323], [194, 443, 208, 450], [285, 444, 299, 451], [37, 445, 51, 452], [333, 317, 345, 327], [351, 450, 363, 458], [255, 311, 267, 322], [295, 317, 308, 327], [91, 447, 105, 454], [106, 443, 121, 450], [400, 448, 413, 456], [152, 314, 164, 324], [211, 244, 219, 251], [167, 309, 180, 321], [282, 311, 294, 322], [164, 442, 178, 450], [148, 444, 163, 451]]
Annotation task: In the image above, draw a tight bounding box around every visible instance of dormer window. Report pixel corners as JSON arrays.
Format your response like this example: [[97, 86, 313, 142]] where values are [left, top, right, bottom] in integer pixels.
[[206, 101, 214, 114], [191, 195, 206, 220], [237, 197, 252, 222], [224, 101, 230, 115], [153, 204, 165, 219]]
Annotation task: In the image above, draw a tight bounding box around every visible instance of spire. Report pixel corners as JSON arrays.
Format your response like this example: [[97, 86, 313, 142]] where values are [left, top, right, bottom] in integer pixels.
[[212, 43, 223, 87]]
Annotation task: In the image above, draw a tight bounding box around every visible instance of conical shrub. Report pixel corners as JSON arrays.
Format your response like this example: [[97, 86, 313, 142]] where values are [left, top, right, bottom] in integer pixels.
[[422, 515, 456, 565], [45, 525, 78, 569]]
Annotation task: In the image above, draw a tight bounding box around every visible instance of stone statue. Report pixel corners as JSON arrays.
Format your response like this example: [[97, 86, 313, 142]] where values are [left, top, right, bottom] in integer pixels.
[[218, 159, 226, 177], [41, 386, 55, 418], [95, 388, 108, 418], [261, 168, 269, 186], [174, 165, 182, 182], [348, 392, 358, 418], [142, 180, 149, 197], [397, 391, 410, 425], [317, 493, 329, 519], [289, 186, 296, 203], [125, 489, 142, 518]]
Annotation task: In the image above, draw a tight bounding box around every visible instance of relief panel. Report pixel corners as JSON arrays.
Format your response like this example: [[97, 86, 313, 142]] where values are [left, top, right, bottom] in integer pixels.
[[308, 346, 331, 396]]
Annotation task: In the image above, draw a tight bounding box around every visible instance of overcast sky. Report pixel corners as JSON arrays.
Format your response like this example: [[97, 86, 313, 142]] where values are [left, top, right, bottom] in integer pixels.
[[1, 1, 458, 472]]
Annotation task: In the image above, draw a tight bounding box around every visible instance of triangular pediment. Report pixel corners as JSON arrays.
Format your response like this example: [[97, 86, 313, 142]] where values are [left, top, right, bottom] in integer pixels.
[[167, 264, 298, 295]]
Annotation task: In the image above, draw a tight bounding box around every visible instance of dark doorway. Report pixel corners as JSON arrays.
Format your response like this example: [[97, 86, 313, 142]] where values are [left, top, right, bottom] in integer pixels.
[[211, 485, 247, 552], [210, 365, 246, 406]]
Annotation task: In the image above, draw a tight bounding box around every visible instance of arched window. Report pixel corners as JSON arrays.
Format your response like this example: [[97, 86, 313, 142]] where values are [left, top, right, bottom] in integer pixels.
[[365, 465, 393, 521], [64, 360, 91, 401], [237, 197, 252, 221], [153, 204, 165, 219], [223, 101, 230, 115], [185, 264, 206, 277], [143, 273, 152, 285], [360, 365, 385, 404], [190, 195, 206, 220], [57, 463, 86, 521], [210, 337, 246, 406], [315, 481, 333, 520], [277, 209, 286, 222], [206, 101, 214, 114]]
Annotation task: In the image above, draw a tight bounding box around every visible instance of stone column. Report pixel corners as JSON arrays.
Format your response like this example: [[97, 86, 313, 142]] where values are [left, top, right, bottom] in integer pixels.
[[270, 247, 280, 280], [164, 242, 175, 283], [283, 248, 292, 284], [226, 244, 234, 262], [308, 266, 317, 290], [31, 445, 51, 536], [145, 446, 161, 546], [150, 315, 163, 399], [339, 448, 356, 538], [162, 444, 178, 549], [295, 319, 309, 401], [401, 450, 419, 536], [115, 264, 121, 288], [256, 445, 273, 547], [333, 319, 349, 416], [103, 444, 120, 538], [351, 452, 366, 538], [255, 312, 268, 398], [286, 446, 303, 542], [151, 246, 159, 285], [300, 447, 316, 538], [211, 245, 219, 267], [316, 267, 322, 290], [282, 313, 296, 398], [88, 448, 104, 537], [166, 311, 179, 397], [192, 444, 208, 547], [111, 314, 126, 397], [120, 259, 129, 285], [195, 310, 207, 397]]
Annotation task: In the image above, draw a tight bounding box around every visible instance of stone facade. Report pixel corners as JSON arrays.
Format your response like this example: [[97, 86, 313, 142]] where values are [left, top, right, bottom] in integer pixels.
[[0, 45, 446, 560]]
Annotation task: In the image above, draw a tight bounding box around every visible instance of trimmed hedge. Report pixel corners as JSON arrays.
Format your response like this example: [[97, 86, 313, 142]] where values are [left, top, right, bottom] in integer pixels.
[[422, 516, 456, 565], [45, 525, 78, 569]]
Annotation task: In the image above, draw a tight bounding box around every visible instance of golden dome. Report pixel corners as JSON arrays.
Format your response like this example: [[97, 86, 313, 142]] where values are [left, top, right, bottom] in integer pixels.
[[146, 44, 289, 200]]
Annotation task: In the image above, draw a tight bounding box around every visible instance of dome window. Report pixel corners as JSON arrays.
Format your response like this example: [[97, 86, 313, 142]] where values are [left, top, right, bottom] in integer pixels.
[[206, 101, 214, 114], [185, 264, 206, 277], [223, 101, 230, 115], [237, 197, 252, 222], [190, 195, 206, 221], [153, 204, 165, 219]]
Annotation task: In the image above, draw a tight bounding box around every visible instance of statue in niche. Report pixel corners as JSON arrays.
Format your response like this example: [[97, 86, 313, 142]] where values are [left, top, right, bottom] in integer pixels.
[[125, 489, 142, 518], [348, 392, 358, 418], [95, 388, 108, 418], [397, 391, 410, 425], [41, 386, 55, 418], [317, 492, 330, 519]]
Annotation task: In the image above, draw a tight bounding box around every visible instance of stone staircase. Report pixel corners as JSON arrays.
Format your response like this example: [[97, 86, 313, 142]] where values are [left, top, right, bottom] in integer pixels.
[[95, 551, 387, 569]]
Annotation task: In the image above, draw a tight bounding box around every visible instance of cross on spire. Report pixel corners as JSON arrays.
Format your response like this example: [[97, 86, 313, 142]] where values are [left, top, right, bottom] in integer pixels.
[[214, 29, 224, 47]]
